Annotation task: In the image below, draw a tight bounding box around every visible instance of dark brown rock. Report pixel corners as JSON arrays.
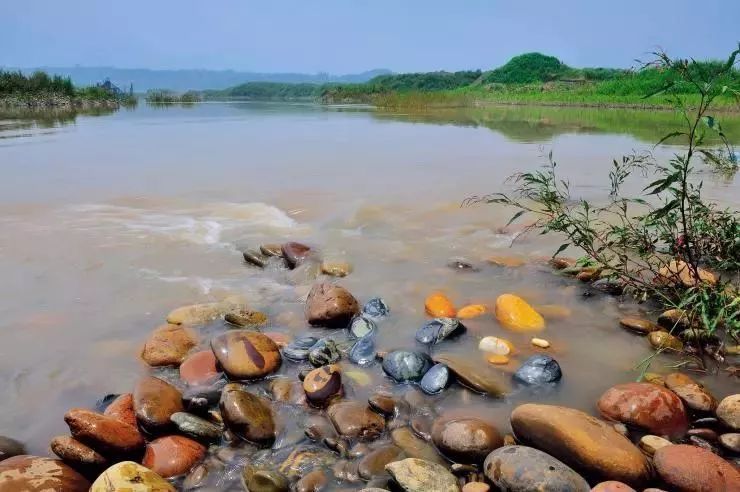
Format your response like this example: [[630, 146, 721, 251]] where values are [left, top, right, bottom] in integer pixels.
[[431, 417, 503, 464], [0, 436, 24, 461], [211, 330, 282, 379], [50, 436, 107, 468], [133, 376, 184, 433], [64, 408, 145, 456], [0, 455, 90, 492], [619, 317, 659, 335], [282, 242, 312, 268], [597, 382, 689, 438], [142, 435, 206, 478], [305, 282, 360, 328], [391, 427, 444, 464], [220, 383, 275, 445], [368, 393, 396, 417], [328, 401, 385, 440], [295, 469, 328, 492], [654, 444, 740, 492], [358, 445, 404, 479], [303, 365, 342, 406], [433, 354, 509, 397]]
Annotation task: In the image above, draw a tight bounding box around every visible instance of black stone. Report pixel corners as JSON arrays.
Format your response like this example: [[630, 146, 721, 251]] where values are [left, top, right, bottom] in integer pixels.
[[447, 257, 480, 272], [349, 336, 377, 366], [415, 318, 465, 344], [420, 363, 451, 394], [381, 350, 433, 383], [283, 335, 320, 361], [362, 297, 390, 320], [513, 355, 562, 386], [171, 412, 223, 442], [308, 338, 341, 367], [243, 249, 267, 268]]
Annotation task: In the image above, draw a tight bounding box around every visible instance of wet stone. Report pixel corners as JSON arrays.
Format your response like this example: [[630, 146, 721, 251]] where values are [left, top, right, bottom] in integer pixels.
[[591, 278, 624, 295], [283, 335, 320, 361], [368, 393, 397, 417], [447, 257, 480, 271], [434, 354, 509, 397], [431, 417, 503, 463], [654, 444, 740, 492], [260, 243, 283, 257], [382, 350, 433, 383], [303, 365, 343, 406], [391, 427, 444, 464], [513, 354, 562, 386], [420, 363, 451, 395], [648, 331, 684, 351], [0, 436, 25, 461], [321, 261, 352, 277], [687, 435, 720, 454], [224, 308, 268, 328], [349, 315, 377, 339], [484, 446, 590, 492], [308, 337, 341, 367], [282, 241, 312, 268], [619, 317, 660, 335], [362, 297, 390, 320], [328, 401, 386, 440], [349, 336, 377, 366], [64, 408, 145, 457], [133, 376, 184, 433], [50, 435, 107, 468], [657, 309, 695, 331], [0, 455, 90, 492], [385, 458, 458, 492], [211, 330, 282, 379], [358, 445, 404, 480], [142, 435, 206, 479], [170, 412, 223, 442], [243, 465, 289, 492], [219, 384, 275, 445], [141, 323, 197, 367], [295, 469, 328, 492], [664, 372, 718, 413], [306, 281, 360, 328], [415, 317, 464, 344], [179, 350, 220, 386], [243, 249, 267, 268], [278, 446, 337, 479], [411, 415, 433, 441]]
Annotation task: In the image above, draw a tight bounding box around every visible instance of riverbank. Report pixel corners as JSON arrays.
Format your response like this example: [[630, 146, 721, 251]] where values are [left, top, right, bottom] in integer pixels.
[[0, 93, 121, 110]]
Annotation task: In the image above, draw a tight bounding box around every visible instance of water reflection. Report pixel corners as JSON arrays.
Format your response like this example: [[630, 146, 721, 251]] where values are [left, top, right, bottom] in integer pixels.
[[0, 106, 117, 138]]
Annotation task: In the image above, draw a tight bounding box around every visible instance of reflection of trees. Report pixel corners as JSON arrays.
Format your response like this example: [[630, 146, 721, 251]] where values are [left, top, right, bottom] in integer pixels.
[[0, 106, 116, 132], [370, 106, 740, 145]]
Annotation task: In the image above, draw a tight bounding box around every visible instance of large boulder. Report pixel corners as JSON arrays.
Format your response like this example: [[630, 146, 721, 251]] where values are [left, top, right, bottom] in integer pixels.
[[483, 446, 590, 492]]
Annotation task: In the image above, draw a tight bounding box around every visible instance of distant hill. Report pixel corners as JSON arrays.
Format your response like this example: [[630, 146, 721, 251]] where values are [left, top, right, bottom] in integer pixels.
[[0, 66, 392, 92]]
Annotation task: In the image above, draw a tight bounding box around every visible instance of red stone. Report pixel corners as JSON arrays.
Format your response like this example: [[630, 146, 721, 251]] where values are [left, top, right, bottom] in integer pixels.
[[103, 393, 139, 430], [597, 382, 688, 439], [64, 408, 145, 456], [179, 350, 219, 386], [142, 435, 206, 478], [654, 444, 740, 492]]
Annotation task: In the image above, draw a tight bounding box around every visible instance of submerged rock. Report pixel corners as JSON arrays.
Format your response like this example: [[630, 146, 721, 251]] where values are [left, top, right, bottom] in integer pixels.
[[648, 331, 684, 351], [224, 308, 268, 328], [321, 261, 352, 277], [282, 242, 313, 268], [420, 363, 451, 395], [349, 336, 377, 366], [349, 315, 377, 339], [391, 427, 444, 464], [431, 417, 502, 463], [415, 318, 464, 344], [220, 384, 275, 446], [424, 292, 456, 318], [494, 293, 544, 332], [170, 412, 222, 442], [308, 338, 341, 367], [242, 465, 290, 492], [513, 354, 562, 386], [243, 249, 267, 268], [166, 297, 245, 325], [328, 401, 386, 440], [434, 354, 509, 397], [362, 297, 390, 320], [619, 317, 659, 335], [484, 446, 590, 492], [382, 350, 433, 383], [385, 458, 458, 492], [358, 445, 404, 480], [306, 282, 360, 328], [283, 335, 320, 361], [447, 257, 480, 271], [456, 304, 487, 319], [211, 330, 282, 379], [478, 336, 513, 356]]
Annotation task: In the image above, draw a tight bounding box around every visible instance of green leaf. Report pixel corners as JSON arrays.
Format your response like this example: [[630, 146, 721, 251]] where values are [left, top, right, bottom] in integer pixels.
[[654, 131, 685, 147], [505, 210, 526, 227], [552, 243, 570, 257]]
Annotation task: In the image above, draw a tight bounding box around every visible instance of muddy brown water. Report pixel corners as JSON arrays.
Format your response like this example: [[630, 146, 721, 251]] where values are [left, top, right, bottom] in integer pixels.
[[0, 102, 738, 483]]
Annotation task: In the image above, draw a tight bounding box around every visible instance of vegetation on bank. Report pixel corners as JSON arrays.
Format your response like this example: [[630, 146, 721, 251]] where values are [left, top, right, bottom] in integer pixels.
[[468, 48, 740, 372], [0, 70, 134, 107], [204, 82, 321, 100], [145, 89, 202, 104]]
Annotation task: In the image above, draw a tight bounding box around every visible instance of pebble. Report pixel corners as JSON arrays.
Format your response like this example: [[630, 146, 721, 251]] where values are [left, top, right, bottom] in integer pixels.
[[648, 331, 684, 351], [242, 464, 290, 492], [431, 417, 502, 463], [50, 435, 107, 468], [260, 243, 283, 257], [510, 403, 651, 487], [486, 354, 510, 365], [457, 304, 487, 319], [424, 292, 456, 318], [328, 401, 386, 440], [64, 408, 145, 457], [170, 412, 222, 442], [166, 296, 245, 325], [487, 255, 526, 267], [434, 353, 509, 397], [391, 427, 444, 464], [0, 455, 90, 492], [133, 376, 184, 433], [349, 336, 377, 366], [179, 350, 220, 386], [210, 330, 282, 379], [385, 458, 458, 492], [282, 241, 312, 268], [382, 350, 433, 382], [308, 337, 341, 367], [0, 436, 25, 461], [303, 365, 343, 406], [494, 293, 545, 332], [531, 337, 550, 348], [283, 335, 320, 361], [349, 315, 377, 339], [141, 323, 197, 367], [270, 378, 306, 405], [513, 354, 562, 386], [597, 382, 689, 438], [278, 446, 336, 479], [358, 445, 404, 479], [483, 446, 590, 492], [591, 481, 637, 492], [638, 435, 672, 456], [657, 308, 695, 331], [219, 383, 275, 445], [415, 317, 464, 344], [368, 393, 396, 417], [305, 281, 360, 327], [142, 435, 206, 478], [224, 308, 268, 328], [654, 444, 739, 492], [243, 249, 267, 268], [719, 433, 740, 453], [619, 317, 660, 335], [420, 363, 451, 395], [478, 336, 513, 355], [664, 372, 717, 412], [362, 297, 390, 320], [321, 261, 352, 277]]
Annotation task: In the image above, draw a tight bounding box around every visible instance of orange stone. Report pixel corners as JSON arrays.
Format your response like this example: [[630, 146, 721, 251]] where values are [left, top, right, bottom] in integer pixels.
[[179, 350, 219, 386], [142, 436, 206, 478], [425, 292, 456, 318], [457, 304, 487, 319], [103, 394, 139, 431], [494, 294, 545, 332], [486, 354, 510, 365], [487, 255, 526, 267]]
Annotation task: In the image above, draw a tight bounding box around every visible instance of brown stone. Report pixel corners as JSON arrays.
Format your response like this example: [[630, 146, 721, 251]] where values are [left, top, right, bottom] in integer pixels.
[[619, 317, 659, 335], [0, 455, 90, 492], [321, 261, 352, 277], [305, 282, 360, 328], [220, 383, 275, 445], [638, 435, 672, 456], [282, 241, 312, 268], [657, 260, 716, 288], [270, 378, 307, 406], [211, 330, 282, 379], [295, 469, 328, 492], [385, 458, 458, 492], [657, 309, 696, 331], [141, 324, 196, 367], [64, 408, 145, 456], [133, 376, 184, 433], [142, 435, 206, 478], [511, 404, 651, 487], [103, 393, 139, 430], [368, 393, 396, 417], [303, 365, 342, 406], [224, 309, 268, 328], [664, 373, 717, 412], [179, 350, 220, 386], [434, 353, 509, 397], [391, 427, 444, 464], [597, 382, 689, 438], [717, 394, 740, 431], [591, 481, 636, 492], [328, 401, 386, 440], [358, 445, 404, 479], [462, 482, 490, 492], [50, 436, 107, 468], [648, 331, 684, 351], [654, 444, 739, 492], [431, 417, 503, 464]]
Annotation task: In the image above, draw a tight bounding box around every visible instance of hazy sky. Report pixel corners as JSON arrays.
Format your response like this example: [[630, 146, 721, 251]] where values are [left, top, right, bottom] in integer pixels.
[[2, 0, 738, 73]]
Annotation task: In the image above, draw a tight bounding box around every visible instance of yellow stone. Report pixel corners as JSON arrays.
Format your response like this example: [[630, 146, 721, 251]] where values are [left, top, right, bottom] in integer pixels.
[[494, 294, 545, 332], [531, 337, 550, 348], [487, 255, 526, 267], [657, 260, 716, 287], [91, 461, 175, 492], [425, 292, 456, 318], [457, 304, 487, 319], [486, 354, 510, 365]]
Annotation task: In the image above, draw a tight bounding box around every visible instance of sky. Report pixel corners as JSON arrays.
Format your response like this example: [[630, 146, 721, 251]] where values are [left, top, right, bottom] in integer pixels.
[[2, 0, 738, 73]]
